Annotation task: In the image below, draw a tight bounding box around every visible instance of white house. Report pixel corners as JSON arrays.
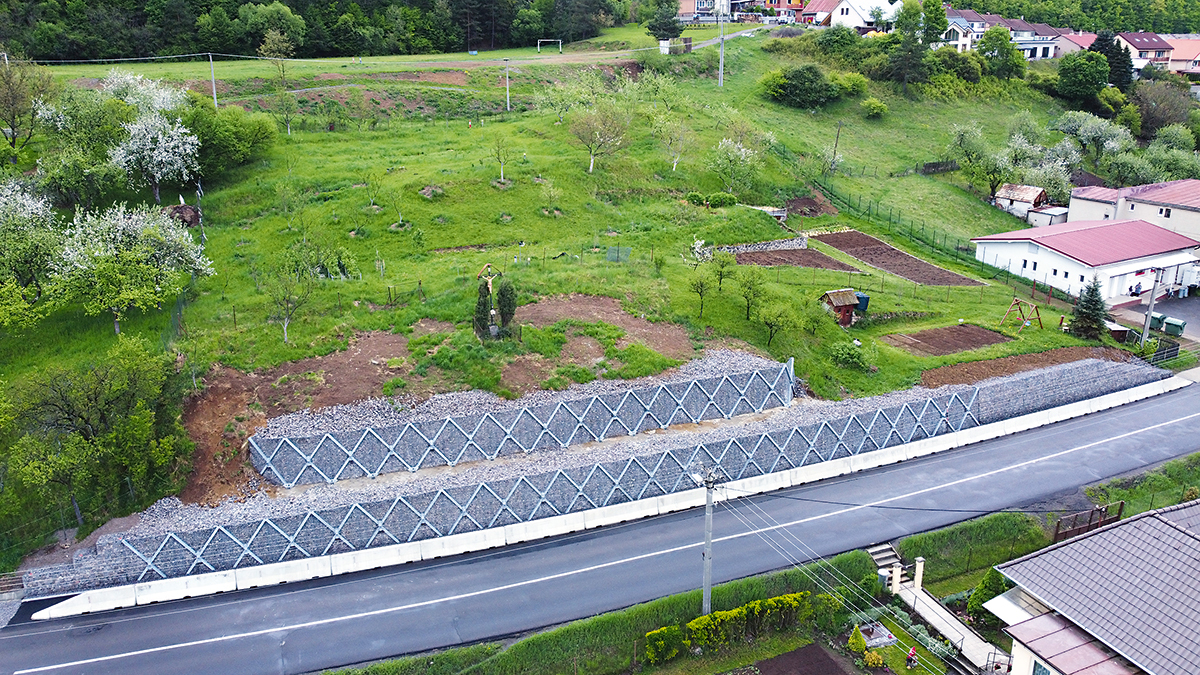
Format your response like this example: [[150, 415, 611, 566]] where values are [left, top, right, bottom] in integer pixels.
[[1115, 32, 1174, 72], [828, 0, 893, 29], [799, 0, 839, 24], [942, 16, 974, 52], [1053, 31, 1095, 58], [971, 219, 1200, 303], [1067, 179, 1200, 239], [986, 500, 1200, 675]]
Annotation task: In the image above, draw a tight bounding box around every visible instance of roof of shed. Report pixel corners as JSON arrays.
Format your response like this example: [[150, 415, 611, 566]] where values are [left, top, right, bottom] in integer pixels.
[[821, 288, 859, 306], [996, 184, 1047, 202], [970, 219, 1200, 267], [999, 501, 1200, 675]]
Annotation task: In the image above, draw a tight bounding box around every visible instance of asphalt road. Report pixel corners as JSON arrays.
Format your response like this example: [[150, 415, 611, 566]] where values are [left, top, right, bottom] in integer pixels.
[[4, 383, 1199, 675]]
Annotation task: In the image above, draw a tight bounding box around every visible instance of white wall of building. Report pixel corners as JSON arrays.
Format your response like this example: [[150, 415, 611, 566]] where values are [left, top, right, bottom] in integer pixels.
[[1121, 201, 1200, 238], [975, 240, 1199, 302], [1011, 641, 1062, 675], [1066, 197, 1115, 221]]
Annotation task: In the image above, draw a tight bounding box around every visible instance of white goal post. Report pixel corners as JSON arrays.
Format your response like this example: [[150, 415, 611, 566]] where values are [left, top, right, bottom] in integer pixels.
[[537, 39, 563, 53]]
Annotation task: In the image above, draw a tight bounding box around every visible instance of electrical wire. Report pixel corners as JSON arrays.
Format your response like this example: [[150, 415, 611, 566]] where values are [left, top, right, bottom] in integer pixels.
[[722, 483, 1077, 515]]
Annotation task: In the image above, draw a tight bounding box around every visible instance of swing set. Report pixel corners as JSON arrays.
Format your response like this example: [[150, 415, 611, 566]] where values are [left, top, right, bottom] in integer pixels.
[[999, 297, 1043, 334]]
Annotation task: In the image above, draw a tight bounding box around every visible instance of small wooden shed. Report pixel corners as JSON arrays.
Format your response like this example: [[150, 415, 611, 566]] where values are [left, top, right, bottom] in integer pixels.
[[821, 288, 859, 327]]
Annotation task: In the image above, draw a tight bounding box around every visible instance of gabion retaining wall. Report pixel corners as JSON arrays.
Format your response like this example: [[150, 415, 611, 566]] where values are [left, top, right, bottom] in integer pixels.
[[250, 362, 797, 488], [24, 358, 1170, 595]]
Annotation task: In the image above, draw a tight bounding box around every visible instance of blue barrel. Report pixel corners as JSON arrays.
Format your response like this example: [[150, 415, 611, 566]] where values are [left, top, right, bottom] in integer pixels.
[[855, 292, 870, 311]]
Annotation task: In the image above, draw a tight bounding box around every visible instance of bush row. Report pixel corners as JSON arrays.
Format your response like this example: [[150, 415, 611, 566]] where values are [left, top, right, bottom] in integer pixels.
[[686, 191, 738, 208], [644, 591, 840, 665]]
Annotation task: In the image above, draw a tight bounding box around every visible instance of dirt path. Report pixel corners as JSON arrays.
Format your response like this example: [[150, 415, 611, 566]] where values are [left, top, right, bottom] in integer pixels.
[[921, 346, 1136, 388]]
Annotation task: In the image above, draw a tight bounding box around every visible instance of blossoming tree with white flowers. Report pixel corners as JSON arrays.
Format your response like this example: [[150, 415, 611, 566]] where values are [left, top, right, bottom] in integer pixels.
[[110, 114, 200, 204]]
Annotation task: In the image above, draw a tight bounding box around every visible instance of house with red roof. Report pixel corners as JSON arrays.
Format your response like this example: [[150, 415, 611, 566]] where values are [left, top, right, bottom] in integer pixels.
[[799, 0, 838, 23], [1053, 31, 1095, 58], [1115, 32, 1173, 70], [1068, 179, 1200, 239], [971, 220, 1200, 302], [1165, 38, 1200, 74]]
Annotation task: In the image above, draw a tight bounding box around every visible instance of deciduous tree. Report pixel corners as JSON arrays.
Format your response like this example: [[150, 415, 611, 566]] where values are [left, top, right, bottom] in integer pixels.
[[1056, 51, 1108, 103], [569, 103, 629, 173], [258, 29, 295, 90], [263, 241, 318, 344], [110, 113, 200, 204], [759, 301, 796, 347], [712, 251, 737, 291], [689, 273, 711, 319], [0, 55, 56, 154], [492, 135, 515, 182], [977, 26, 1025, 79], [0, 180, 62, 327], [737, 266, 766, 320], [707, 138, 758, 194]]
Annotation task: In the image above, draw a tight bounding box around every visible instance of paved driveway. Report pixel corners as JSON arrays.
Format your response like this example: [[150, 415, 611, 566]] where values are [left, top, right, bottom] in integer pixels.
[[1133, 294, 1200, 340]]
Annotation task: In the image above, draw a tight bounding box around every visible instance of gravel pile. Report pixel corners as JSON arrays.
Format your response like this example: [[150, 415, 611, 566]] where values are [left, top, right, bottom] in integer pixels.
[[709, 237, 808, 256], [260, 349, 788, 438], [0, 600, 18, 629]]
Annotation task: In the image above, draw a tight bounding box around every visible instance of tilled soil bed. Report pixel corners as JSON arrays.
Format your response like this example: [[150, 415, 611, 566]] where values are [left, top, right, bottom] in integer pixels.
[[883, 323, 1011, 356], [736, 248, 859, 271], [921, 346, 1137, 387], [815, 231, 980, 286]]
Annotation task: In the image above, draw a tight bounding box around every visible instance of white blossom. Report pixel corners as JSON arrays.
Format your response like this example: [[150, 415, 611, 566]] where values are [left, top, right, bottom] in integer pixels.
[[100, 69, 187, 115], [0, 180, 58, 232], [55, 203, 213, 280], [110, 113, 200, 203]]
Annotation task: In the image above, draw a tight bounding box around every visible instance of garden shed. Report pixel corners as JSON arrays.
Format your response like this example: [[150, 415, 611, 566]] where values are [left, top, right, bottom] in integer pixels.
[[995, 184, 1049, 219], [821, 288, 859, 326]]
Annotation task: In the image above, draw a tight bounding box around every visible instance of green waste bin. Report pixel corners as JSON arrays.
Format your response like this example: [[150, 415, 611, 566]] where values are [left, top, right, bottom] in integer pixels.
[[1149, 312, 1166, 330], [1164, 317, 1187, 337]]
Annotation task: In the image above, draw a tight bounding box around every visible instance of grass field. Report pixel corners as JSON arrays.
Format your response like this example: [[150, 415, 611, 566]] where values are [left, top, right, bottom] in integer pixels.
[[1086, 451, 1200, 515], [3, 31, 1097, 403]]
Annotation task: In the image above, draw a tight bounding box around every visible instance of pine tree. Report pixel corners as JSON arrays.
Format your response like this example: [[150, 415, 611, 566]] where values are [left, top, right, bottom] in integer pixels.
[[647, 1, 684, 40], [1072, 275, 1109, 340], [496, 278, 517, 327], [1111, 46, 1134, 92], [474, 280, 492, 338], [848, 624, 867, 654]]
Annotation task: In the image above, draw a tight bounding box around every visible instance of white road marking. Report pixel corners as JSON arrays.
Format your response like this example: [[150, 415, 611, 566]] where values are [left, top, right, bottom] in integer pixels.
[[16, 408, 1200, 674]]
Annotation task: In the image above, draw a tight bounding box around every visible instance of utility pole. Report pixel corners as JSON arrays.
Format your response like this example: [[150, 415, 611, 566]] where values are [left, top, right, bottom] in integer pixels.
[[690, 465, 722, 615], [504, 58, 510, 111], [209, 53, 218, 109], [1139, 267, 1164, 347], [718, 1, 726, 88]]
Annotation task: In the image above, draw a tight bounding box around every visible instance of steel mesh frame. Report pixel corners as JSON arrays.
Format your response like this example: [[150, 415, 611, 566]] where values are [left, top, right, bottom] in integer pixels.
[[120, 388, 978, 582], [249, 363, 797, 488]]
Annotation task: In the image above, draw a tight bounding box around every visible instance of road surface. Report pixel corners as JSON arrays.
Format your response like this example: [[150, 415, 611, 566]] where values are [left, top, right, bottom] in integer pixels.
[[3, 383, 1198, 675]]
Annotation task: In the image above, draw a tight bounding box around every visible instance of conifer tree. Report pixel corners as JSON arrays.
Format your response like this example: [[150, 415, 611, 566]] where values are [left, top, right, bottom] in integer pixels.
[[1072, 275, 1109, 340]]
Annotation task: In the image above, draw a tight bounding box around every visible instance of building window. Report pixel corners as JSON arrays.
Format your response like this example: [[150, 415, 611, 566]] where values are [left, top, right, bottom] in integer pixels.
[[1130, 203, 1135, 211], [1080, 274, 1085, 282], [1033, 661, 1053, 675], [840, 7, 849, 15], [1161, 207, 1172, 218], [1139, 51, 1148, 58], [1156, 50, 1164, 57], [1022, 259, 1028, 269], [1042, 46, 1050, 57], [1053, 269, 1058, 276], [1033, 262, 1038, 271]]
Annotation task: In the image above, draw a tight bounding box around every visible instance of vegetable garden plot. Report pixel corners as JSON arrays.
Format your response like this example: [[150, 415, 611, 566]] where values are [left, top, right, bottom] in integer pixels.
[[814, 231, 981, 286]]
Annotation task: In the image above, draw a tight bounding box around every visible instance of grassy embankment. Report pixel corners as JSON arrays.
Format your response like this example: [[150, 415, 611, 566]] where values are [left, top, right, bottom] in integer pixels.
[[11, 31, 1094, 401]]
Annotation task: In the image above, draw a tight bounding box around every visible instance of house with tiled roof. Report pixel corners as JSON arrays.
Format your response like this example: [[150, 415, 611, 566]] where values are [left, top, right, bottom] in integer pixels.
[[1053, 31, 1096, 58], [1165, 37, 1200, 73], [1068, 179, 1200, 239], [971, 219, 1200, 301], [1115, 32, 1174, 70], [827, 0, 893, 30], [799, 0, 838, 24], [985, 500, 1200, 675]]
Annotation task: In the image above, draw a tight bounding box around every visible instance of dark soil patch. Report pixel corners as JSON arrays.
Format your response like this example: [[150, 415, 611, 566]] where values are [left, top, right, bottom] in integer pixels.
[[786, 193, 838, 218], [515, 294, 697, 361], [501, 354, 555, 396], [883, 324, 1012, 356], [419, 185, 444, 199], [434, 244, 486, 253], [815, 231, 980, 287], [737, 248, 859, 271], [921, 346, 1136, 388], [562, 335, 605, 364], [367, 70, 469, 86], [757, 643, 855, 675]]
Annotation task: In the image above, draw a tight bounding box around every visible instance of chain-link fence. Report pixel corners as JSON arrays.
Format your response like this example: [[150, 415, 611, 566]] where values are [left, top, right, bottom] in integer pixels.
[[249, 362, 797, 488]]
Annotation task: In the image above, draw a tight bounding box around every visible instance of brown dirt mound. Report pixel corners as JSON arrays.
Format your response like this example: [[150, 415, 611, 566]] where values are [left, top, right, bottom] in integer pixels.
[[815, 231, 980, 287], [514, 294, 696, 361], [737, 248, 859, 271], [883, 323, 1011, 356], [921, 346, 1136, 388], [181, 331, 414, 505], [786, 192, 838, 218]]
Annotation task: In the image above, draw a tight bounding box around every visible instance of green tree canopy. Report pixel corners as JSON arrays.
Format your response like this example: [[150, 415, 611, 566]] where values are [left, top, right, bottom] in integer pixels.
[[1057, 51, 1109, 102]]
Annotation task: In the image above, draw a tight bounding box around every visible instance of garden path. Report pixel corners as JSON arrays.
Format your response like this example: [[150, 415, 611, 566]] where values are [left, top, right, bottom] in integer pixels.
[[897, 585, 1008, 670]]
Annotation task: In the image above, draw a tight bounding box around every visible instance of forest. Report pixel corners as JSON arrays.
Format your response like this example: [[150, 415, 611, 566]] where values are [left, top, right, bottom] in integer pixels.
[[0, 0, 648, 61]]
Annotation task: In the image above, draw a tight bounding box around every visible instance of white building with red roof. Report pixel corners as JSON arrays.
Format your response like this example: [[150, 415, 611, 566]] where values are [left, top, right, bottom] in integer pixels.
[[1067, 179, 1200, 239], [971, 220, 1200, 301], [1165, 37, 1200, 74]]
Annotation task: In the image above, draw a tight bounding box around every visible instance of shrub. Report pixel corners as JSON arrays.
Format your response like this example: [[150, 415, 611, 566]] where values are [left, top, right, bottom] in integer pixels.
[[830, 343, 868, 370], [864, 650, 885, 668], [706, 192, 736, 208], [761, 64, 839, 109], [832, 72, 869, 97], [496, 278, 517, 327], [848, 625, 867, 653], [382, 377, 407, 396], [644, 625, 689, 664], [966, 568, 1009, 628], [1181, 485, 1199, 503], [861, 97, 888, 118], [812, 592, 846, 633], [686, 191, 706, 206]]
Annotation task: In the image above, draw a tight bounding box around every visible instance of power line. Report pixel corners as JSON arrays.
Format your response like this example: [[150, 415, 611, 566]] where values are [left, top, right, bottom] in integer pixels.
[[722, 484, 1070, 515]]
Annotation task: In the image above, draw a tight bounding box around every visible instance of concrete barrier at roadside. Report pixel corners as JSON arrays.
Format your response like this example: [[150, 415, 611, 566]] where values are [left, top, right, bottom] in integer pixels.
[[235, 558, 331, 590], [135, 571, 236, 605], [32, 585, 138, 620], [30, 376, 1191, 620]]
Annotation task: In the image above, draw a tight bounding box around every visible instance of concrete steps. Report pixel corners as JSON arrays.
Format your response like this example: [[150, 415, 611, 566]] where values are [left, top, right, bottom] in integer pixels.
[[868, 543, 910, 584]]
